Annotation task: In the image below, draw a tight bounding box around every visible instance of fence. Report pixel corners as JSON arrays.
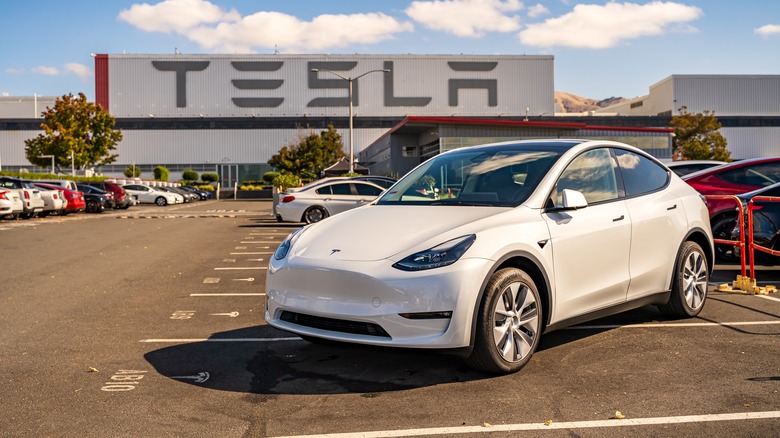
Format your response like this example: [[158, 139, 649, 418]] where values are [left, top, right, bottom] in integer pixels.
[[709, 194, 778, 294]]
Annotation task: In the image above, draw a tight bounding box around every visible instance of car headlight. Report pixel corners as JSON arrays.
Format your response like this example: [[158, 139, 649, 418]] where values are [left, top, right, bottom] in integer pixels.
[[393, 234, 476, 271], [274, 227, 305, 260]]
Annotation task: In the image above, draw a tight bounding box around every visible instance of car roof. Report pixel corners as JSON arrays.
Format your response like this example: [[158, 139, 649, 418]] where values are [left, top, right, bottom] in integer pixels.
[[682, 156, 780, 180]]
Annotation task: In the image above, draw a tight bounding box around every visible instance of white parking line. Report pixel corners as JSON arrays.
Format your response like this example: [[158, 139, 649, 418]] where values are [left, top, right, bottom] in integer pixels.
[[269, 411, 780, 438], [140, 337, 301, 343], [213, 267, 267, 270], [190, 293, 265, 296], [566, 320, 780, 330], [757, 294, 780, 303]]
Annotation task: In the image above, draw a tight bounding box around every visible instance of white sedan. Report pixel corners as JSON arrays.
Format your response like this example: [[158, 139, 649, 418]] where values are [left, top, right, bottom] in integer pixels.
[[276, 180, 385, 224], [266, 139, 714, 374], [122, 184, 180, 206]]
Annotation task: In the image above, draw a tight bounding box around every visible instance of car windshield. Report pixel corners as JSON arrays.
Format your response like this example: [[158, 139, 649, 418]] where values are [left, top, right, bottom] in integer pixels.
[[377, 145, 563, 207]]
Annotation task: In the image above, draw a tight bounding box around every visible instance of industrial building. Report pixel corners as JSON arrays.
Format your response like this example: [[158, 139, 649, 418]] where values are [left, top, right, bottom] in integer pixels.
[[4, 57, 775, 183], [596, 75, 780, 159]]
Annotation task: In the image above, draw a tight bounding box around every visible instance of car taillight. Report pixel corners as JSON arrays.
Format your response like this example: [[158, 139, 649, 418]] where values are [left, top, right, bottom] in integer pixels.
[[281, 195, 295, 203], [0, 192, 7, 200], [52, 193, 59, 200], [24, 190, 30, 200]]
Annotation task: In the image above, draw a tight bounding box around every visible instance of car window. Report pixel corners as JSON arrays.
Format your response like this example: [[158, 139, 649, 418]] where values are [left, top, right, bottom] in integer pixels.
[[615, 149, 669, 197], [720, 163, 780, 187], [354, 183, 383, 196], [330, 183, 351, 195], [315, 186, 331, 195], [554, 148, 618, 207]]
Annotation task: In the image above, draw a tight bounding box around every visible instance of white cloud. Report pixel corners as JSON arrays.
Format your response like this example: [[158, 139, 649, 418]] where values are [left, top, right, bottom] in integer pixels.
[[755, 24, 780, 37], [187, 12, 413, 53], [519, 1, 702, 49], [118, 0, 240, 33], [119, 0, 412, 52], [32, 66, 60, 76], [405, 0, 523, 37], [65, 63, 93, 82], [527, 3, 549, 18]]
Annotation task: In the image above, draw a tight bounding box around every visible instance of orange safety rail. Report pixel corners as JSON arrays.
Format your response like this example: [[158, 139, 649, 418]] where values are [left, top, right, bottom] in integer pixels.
[[747, 196, 780, 278], [706, 195, 746, 277]]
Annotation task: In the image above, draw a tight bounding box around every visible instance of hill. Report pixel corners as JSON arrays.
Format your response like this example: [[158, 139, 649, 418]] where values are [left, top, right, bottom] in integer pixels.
[[554, 91, 626, 113]]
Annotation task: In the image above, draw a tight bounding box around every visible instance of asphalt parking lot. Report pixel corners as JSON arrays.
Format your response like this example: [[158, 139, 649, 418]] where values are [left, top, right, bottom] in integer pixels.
[[1, 199, 778, 437]]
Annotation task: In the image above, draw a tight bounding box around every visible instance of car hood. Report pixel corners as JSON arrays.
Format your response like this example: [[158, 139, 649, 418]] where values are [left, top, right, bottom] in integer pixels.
[[291, 204, 506, 261]]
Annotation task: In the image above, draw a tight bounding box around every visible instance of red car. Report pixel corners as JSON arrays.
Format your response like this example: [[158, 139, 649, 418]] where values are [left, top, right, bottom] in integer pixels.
[[33, 182, 86, 214], [682, 156, 780, 260]]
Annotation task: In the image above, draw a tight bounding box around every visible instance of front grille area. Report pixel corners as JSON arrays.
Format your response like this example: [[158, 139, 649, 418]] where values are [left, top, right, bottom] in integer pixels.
[[280, 311, 391, 338]]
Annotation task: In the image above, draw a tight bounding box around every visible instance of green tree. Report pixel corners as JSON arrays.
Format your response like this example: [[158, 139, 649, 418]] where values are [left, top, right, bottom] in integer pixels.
[[670, 106, 731, 161], [153, 166, 169, 181], [24, 93, 122, 172], [124, 165, 141, 178], [268, 125, 345, 179]]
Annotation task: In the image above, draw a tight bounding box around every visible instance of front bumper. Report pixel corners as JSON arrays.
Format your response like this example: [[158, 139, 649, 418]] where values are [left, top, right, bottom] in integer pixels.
[[266, 256, 493, 349]]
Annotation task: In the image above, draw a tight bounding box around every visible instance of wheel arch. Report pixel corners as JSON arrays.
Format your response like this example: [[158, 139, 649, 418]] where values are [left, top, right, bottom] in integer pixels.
[[666, 227, 715, 292], [467, 251, 552, 350], [299, 205, 329, 223]]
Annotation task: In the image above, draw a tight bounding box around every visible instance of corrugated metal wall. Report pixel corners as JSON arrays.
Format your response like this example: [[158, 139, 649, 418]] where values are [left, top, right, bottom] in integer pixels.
[[674, 76, 780, 116], [108, 54, 554, 118], [721, 127, 780, 159], [118, 128, 389, 165]]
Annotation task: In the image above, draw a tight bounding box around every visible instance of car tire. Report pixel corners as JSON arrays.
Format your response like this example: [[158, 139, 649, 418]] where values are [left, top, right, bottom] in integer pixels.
[[658, 241, 708, 317], [466, 267, 542, 374], [711, 215, 740, 263], [303, 206, 328, 224], [155, 196, 168, 206]]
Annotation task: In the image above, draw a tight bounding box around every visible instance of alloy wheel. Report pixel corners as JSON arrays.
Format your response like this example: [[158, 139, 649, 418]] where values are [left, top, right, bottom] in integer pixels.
[[682, 250, 707, 310], [493, 281, 539, 363]]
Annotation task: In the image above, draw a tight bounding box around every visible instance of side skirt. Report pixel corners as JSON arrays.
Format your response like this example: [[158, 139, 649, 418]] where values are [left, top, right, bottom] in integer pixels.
[[543, 291, 671, 334]]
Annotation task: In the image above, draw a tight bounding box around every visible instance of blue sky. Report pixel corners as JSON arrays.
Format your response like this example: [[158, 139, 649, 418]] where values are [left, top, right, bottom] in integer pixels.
[[1, 0, 779, 101]]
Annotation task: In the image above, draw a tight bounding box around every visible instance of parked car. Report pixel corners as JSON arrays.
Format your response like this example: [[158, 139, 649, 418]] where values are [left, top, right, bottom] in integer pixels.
[[75, 184, 112, 213], [709, 182, 780, 264], [179, 185, 211, 200], [266, 140, 714, 374], [157, 186, 191, 203], [83, 181, 132, 209], [122, 184, 179, 206], [33, 182, 85, 214], [34, 185, 66, 217], [350, 175, 397, 189], [275, 180, 385, 224], [666, 160, 727, 177], [0, 176, 45, 218], [35, 179, 79, 192], [683, 157, 780, 260], [0, 188, 23, 219]]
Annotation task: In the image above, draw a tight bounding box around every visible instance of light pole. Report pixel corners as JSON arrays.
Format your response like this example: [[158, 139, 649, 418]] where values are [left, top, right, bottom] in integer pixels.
[[38, 154, 54, 174], [310, 68, 389, 173]]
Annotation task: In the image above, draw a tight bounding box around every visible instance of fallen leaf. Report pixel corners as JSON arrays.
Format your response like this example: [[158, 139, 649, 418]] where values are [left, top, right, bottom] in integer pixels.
[[613, 411, 625, 420], [544, 420, 553, 426], [88, 367, 99, 373], [482, 423, 492, 428], [743, 403, 751, 407]]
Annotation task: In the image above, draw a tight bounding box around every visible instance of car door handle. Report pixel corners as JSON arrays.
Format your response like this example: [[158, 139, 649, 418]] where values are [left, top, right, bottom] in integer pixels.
[[613, 215, 625, 222], [667, 204, 677, 211]]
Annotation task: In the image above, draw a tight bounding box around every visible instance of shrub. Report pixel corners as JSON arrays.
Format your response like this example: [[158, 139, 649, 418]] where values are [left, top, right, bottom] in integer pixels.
[[201, 172, 219, 183], [124, 165, 141, 178], [197, 185, 214, 192], [153, 166, 169, 181], [272, 173, 301, 190], [182, 169, 198, 181], [263, 171, 279, 184]]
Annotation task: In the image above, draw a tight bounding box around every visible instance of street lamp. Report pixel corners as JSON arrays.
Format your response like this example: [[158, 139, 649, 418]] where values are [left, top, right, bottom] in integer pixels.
[[38, 154, 54, 174], [310, 67, 390, 173]]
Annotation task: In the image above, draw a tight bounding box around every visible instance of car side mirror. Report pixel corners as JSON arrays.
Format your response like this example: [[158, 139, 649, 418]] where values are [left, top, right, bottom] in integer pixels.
[[561, 189, 588, 210]]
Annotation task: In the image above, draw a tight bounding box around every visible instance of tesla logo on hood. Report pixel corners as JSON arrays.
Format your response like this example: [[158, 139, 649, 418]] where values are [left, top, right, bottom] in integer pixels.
[[330, 249, 341, 256]]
